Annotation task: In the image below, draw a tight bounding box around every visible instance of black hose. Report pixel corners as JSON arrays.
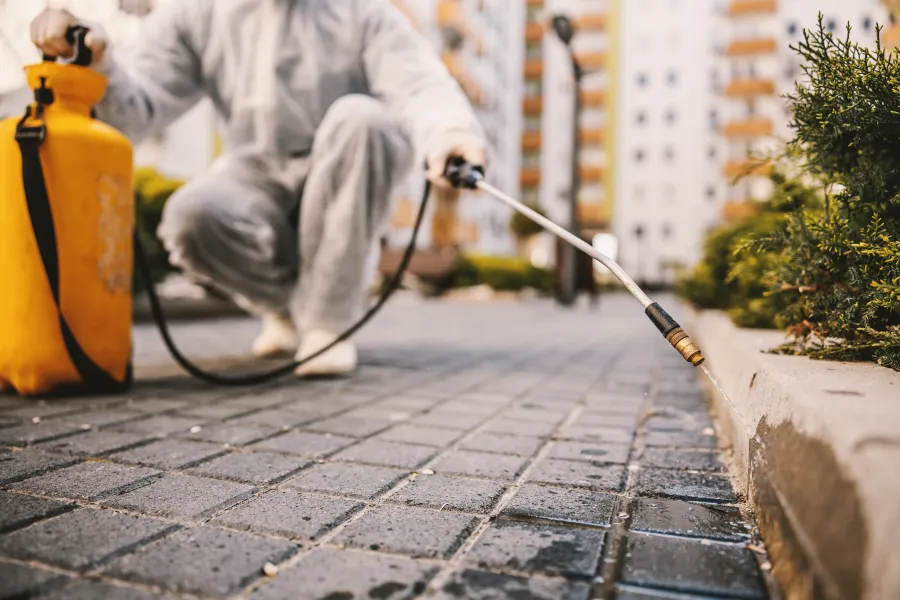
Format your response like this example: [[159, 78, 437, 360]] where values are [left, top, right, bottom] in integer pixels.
[[134, 180, 433, 386]]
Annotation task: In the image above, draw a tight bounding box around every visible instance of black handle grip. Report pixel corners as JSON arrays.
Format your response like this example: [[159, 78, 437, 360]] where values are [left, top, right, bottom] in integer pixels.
[[42, 25, 93, 67], [443, 157, 484, 190]]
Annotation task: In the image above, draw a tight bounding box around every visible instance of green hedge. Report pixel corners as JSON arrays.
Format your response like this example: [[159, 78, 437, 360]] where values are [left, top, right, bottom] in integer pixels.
[[678, 16, 900, 370]]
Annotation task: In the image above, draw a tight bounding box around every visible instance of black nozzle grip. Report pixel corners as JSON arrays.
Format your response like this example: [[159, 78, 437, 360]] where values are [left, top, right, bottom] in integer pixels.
[[42, 25, 93, 67], [443, 157, 484, 190], [645, 302, 679, 337]]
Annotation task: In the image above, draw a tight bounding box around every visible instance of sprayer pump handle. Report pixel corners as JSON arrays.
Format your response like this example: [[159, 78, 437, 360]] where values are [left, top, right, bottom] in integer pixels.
[[42, 25, 93, 67], [443, 157, 484, 190]]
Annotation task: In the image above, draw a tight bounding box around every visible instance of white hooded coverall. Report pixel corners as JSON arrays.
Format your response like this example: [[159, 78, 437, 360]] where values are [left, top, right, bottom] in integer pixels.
[[93, 0, 484, 334]]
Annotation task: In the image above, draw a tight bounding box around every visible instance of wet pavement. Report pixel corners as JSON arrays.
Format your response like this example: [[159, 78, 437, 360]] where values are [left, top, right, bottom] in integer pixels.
[[0, 294, 776, 599]]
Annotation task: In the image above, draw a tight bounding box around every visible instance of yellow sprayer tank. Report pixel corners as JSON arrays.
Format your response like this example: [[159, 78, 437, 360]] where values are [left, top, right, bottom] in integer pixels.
[[0, 45, 134, 396]]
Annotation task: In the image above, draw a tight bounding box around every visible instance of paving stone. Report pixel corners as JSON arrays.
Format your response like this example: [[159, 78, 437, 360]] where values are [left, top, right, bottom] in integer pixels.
[[1, 403, 86, 420], [104, 474, 254, 520], [68, 410, 147, 429], [614, 586, 722, 600], [41, 580, 178, 600], [233, 407, 315, 429], [502, 484, 617, 526], [574, 412, 639, 429], [528, 459, 625, 492], [249, 430, 355, 457], [252, 548, 437, 600], [376, 424, 463, 447], [114, 415, 204, 435], [499, 407, 570, 423], [431, 401, 501, 416], [334, 504, 477, 558], [211, 489, 361, 540], [642, 448, 725, 472], [183, 422, 280, 446], [104, 526, 298, 597], [285, 462, 407, 499], [434, 569, 591, 600], [646, 415, 712, 434], [631, 498, 749, 543], [0, 559, 69, 599], [558, 424, 634, 444], [186, 451, 309, 484], [122, 399, 189, 414], [0, 419, 88, 446], [109, 439, 228, 470], [35, 430, 150, 457], [621, 533, 766, 599], [332, 439, 437, 469], [391, 474, 506, 513], [634, 468, 736, 503], [0, 491, 73, 533], [409, 411, 486, 430], [460, 432, 543, 456], [432, 450, 529, 481], [645, 429, 718, 449], [304, 416, 393, 438], [466, 520, 605, 577], [548, 441, 630, 464], [0, 449, 75, 484], [175, 404, 254, 421], [482, 418, 558, 438], [0, 508, 176, 571], [9, 462, 160, 501]]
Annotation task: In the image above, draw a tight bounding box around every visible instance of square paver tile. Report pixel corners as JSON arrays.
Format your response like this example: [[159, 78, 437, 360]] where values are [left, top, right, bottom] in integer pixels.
[[252, 548, 437, 600], [103, 475, 254, 520], [642, 448, 725, 472], [334, 504, 476, 559], [502, 484, 617, 526], [104, 527, 298, 597], [467, 520, 605, 577], [390, 474, 506, 513], [645, 430, 718, 450], [304, 416, 393, 438], [631, 498, 750, 542], [409, 411, 486, 430], [0, 420, 88, 446], [0, 559, 69, 599], [548, 441, 630, 464], [249, 430, 355, 457], [333, 439, 437, 469], [9, 462, 160, 501], [186, 451, 309, 485], [112, 415, 203, 436], [621, 533, 766, 598], [432, 450, 529, 481], [558, 425, 633, 444], [482, 419, 558, 438], [460, 432, 543, 457], [633, 468, 736, 503], [434, 569, 591, 600], [285, 462, 407, 499], [528, 459, 625, 492], [35, 430, 151, 457], [0, 508, 176, 571], [41, 580, 178, 600], [0, 491, 73, 533], [183, 423, 281, 446], [0, 449, 75, 484], [375, 425, 463, 448], [211, 489, 361, 540], [109, 439, 228, 470]]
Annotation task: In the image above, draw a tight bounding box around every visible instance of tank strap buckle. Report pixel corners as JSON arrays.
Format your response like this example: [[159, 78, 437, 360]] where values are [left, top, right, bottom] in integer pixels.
[[15, 107, 46, 144]]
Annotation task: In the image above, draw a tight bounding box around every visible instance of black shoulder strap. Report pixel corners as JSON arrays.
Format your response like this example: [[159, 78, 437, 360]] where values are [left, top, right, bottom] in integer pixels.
[[15, 107, 127, 393]]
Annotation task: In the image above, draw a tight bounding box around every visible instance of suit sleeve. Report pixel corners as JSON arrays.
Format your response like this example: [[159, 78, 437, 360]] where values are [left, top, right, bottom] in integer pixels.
[[359, 0, 485, 164], [93, 2, 206, 143]]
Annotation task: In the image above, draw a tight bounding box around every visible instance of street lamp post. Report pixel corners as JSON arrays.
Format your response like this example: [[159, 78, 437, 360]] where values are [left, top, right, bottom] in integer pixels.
[[551, 15, 583, 307]]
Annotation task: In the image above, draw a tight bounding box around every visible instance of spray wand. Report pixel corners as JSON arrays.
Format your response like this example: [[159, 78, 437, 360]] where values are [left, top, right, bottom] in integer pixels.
[[443, 159, 705, 367]]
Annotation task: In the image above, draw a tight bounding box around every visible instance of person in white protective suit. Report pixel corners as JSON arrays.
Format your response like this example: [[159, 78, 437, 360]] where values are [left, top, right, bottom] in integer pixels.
[[31, 0, 487, 378]]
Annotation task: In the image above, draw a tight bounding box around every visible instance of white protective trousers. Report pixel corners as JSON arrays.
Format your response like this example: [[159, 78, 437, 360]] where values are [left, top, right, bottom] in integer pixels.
[[89, 0, 483, 333]]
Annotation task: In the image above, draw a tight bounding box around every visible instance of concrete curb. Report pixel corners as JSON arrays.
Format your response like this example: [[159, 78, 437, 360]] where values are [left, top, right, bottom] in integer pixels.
[[688, 309, 900, 600]]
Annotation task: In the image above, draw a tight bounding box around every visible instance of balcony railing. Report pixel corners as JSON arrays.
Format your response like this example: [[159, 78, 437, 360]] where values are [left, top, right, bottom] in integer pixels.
[[525, 22, 544, 42], [722, 200, 759, 221], [522, 132, 542, 151], [522, 96, 543, 114], [578, 202, 609, 226], [576, 52, 607, 71], [725, 38, 777, 56], [723, 118, 774, 138], [725, 78, 776, 97], [579, 165, 604, 181], [521, 169, 541, 187], [580, 90, 606, 107], [524, 59, 544, 78], [723, 159, 773, 179], [575, 14, 607, 31], [579, 128, 605, 145]]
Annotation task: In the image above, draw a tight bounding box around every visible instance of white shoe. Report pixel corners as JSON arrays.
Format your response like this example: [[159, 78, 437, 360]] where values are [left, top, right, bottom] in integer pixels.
[[294, 329, 358, 378], [251, 314, 299, 358]]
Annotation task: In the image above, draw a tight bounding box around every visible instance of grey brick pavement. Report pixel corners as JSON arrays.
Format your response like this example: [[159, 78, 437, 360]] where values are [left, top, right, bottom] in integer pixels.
[[0, 294, 776, 599]]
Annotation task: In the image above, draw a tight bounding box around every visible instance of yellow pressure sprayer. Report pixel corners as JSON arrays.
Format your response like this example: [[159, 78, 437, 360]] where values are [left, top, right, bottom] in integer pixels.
[[0, 27, 702, 398]]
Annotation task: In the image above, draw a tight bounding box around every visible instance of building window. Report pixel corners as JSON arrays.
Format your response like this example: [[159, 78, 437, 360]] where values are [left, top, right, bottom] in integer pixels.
[[667, 70, 678, 86], [662, 224, 672, 239], [636, 111, 648, 125], [827, 19, 837, 32], [787, 21, 798, 36], [522, 151, 541, 169], [637, 72, 649, 87], [665, 109, 677, 125], [635, 149, 646, 163], [706, 185, 716, 201], [524, 79, 542, 96], [708, 146, 716, 160], [524, 115, 541, 131], [862, 16, 873, 31]]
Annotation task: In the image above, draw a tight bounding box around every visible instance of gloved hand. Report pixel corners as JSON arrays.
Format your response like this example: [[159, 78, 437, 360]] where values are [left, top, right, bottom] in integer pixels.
[[30, 9, 110, 69], [426, 128, 487, 189]]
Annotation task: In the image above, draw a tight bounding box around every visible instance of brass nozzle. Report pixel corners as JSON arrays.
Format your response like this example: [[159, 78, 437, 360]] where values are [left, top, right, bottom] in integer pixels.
[[666, 327, 705, 366]]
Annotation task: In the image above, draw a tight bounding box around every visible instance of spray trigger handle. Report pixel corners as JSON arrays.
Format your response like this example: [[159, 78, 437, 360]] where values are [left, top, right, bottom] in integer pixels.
[[443, 157, 484, 190], [42, 25, 93, 67]]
